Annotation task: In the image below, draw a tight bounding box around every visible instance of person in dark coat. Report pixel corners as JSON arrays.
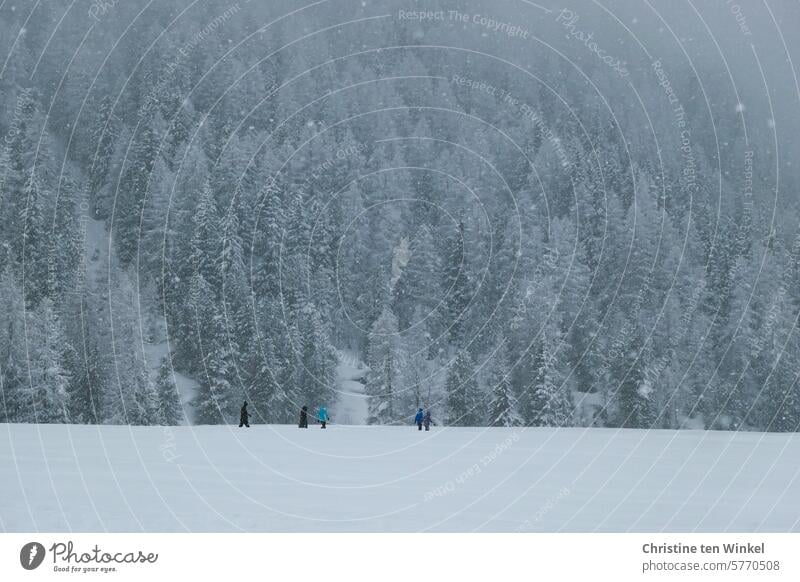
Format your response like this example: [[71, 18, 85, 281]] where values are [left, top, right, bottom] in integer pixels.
[[239, 401, 250, 428], [299, 405, 308, 428], [423, 409, 432, 431], [414, 408, 424, 431]]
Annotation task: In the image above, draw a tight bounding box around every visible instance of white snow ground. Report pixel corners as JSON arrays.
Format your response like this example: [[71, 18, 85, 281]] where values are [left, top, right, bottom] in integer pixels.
[[2, 424, 799, 532]]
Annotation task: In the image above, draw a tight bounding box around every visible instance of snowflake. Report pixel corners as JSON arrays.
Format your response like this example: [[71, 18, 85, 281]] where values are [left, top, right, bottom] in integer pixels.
[[735, 102, 745, 113]]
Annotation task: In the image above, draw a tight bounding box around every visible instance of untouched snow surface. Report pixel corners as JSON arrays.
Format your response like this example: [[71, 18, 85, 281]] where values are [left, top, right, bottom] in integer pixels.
[[1, 424, 799, 532]]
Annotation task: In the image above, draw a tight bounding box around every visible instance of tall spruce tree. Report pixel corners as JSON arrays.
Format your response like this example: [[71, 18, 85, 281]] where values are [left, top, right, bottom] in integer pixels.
[[155, 356, 183, 426], [445, 349, 483, 426], [487, 340, 520, 427], [366, 306, 401, 425]]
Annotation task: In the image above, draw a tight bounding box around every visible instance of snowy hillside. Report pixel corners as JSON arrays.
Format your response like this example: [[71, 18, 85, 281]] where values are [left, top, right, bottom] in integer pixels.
[[85, 218, 200, 423], [3, 0, 800, 434], [2, 423, 798, 532]]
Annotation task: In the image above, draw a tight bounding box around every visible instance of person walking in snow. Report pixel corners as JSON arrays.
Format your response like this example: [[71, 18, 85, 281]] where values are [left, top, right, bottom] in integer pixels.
[[239, 401, 250, 428], [423, 409, 432, 431], [318, 406, 328, 429], [299, 405, 309, 428], [414, 408, 424, 431]]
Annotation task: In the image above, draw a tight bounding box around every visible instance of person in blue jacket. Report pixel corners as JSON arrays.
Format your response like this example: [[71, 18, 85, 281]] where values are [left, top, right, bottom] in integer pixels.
[[423, 409, 432, 431], [318, 406, 328, 429], [414, 408, 424, 431]]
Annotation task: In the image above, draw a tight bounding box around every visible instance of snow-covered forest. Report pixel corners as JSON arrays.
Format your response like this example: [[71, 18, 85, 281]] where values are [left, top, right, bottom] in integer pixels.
[[1, 0, 799, 431]]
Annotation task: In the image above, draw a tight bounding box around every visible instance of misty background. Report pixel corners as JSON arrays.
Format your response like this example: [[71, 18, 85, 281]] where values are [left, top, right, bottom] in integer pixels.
[[0, 0, 799, 430]]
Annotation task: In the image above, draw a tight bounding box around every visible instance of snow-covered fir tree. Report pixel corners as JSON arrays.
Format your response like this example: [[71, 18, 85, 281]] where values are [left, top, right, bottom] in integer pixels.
[[487, 340, 520, 427], [446, 349, 483, 427], [155, 356, 183, 426], [366, 306, 401, 425], [529, 327, 573, 428]]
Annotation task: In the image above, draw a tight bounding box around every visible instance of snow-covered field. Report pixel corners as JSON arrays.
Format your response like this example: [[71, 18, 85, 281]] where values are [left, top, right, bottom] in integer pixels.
[[1, 423, 799, 532]]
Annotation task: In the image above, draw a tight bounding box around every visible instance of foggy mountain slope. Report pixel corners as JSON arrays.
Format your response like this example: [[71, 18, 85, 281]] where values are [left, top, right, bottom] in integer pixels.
[[0, 0, 798, 431]]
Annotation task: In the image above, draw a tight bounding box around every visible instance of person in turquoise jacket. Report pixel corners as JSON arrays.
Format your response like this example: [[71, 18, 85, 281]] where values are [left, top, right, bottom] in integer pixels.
[[318, 406, 328, 429]]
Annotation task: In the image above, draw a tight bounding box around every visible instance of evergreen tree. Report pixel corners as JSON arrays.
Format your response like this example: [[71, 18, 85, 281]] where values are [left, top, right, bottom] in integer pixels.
[[190, 178, 221, 292], [442, 221, 471, 346], [25, 299, 70, 423], [445, 349, 483, 426], [88, 94, 121, 217], [114, 116, 164, 265], [192, 274, 238, 425], [530, 327, 573, 428], [611, 327, 655, 428], [289, 301, 336, 418], [365, 306, 401, 425], [393, 223, 442, 333], [105, 271, 158, 425], [51, 173, 83, 299], [487, 340, 520, 427], [247, 333, 290, 423], [0, 268, 27, 422], [17, 176, 51, 307], [155, 356, 183, 426], [66, 326, 104, 425]]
